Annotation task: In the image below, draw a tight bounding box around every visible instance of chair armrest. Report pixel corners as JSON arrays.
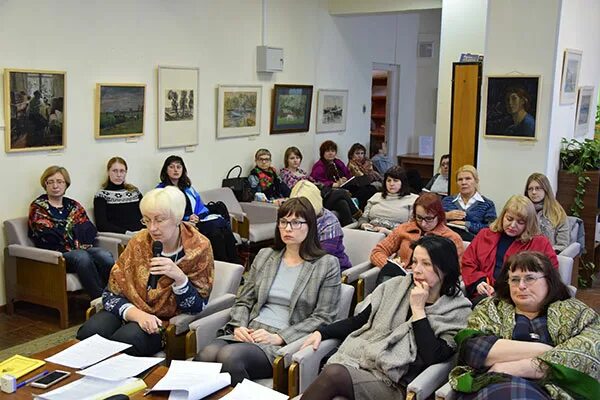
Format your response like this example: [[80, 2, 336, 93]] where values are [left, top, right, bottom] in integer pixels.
[[359, 267, 380, 298], [90, 297, 103, 312], [344, 221, 358, 229], [94, 236, 121, 260], [229, 210, 247, 223], [559, 242, 581, 258], [435, 382, 457, 400], [342, 261, 373, 283], [240, 201, 278, 224], [169, 294, 236, 336], [189, 308, 232, 353], [8, 244, 62, 264], [276, 336, 306, 368], [406, 359, 454, 400], [97, 231, 134, 245], [292, 338, 341, 393]]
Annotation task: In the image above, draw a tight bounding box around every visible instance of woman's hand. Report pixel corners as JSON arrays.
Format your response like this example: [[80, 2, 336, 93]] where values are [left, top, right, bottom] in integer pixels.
[[361, 223, 375, 231], [150, 257, 187, 286], [300, 331, 323, 351], [127, 308, 162, 335], [272, 198, 286, 207], [189, 214, 200, 224], [410, 280, 429, 320], [233, 327, 255, 343], [446, 210, 466, 221], [375, 227, 391, 235], [250, 329, 284, 345], [477, 281, 495, 297], [489, 358, 547, 379]]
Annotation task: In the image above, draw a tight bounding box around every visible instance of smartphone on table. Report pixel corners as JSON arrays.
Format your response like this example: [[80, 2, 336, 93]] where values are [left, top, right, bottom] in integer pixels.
[[30, 370, 71, 389]]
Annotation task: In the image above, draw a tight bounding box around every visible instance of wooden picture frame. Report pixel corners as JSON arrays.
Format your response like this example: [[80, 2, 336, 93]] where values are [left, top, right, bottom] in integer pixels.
[[217, 85, 262, 139], [157, 66, 199, 148], [316, 89, 348, 133], [95, 83, 145, 139], [483, 75, 540, 140], [270, 84, 313, 134], [575, 86, 594, 137], [3, 68, 66, 152], [560, 49, 582, 105]]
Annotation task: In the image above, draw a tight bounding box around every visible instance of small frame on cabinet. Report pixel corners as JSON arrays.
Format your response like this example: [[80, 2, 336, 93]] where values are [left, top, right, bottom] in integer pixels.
[[560, 49, 582, 105], [483, 75, 540, 140], [217, 85, 262, 139], [157, 66, 199, 148], [316, 89, 348, 133], [95, 83, 145, 139], [574, 86, 594, 137], [270, 84, 313, 134], [3, 68, 66, 153]]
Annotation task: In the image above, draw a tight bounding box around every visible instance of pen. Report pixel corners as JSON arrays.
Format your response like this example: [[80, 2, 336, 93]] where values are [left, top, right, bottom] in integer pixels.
[[17, 370, 49, 389]]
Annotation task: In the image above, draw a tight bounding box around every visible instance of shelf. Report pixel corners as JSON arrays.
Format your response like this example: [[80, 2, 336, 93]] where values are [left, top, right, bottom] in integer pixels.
[[372, 77, 387, 85], [371, 113, 386, 118], [371, 95, 386, 101]]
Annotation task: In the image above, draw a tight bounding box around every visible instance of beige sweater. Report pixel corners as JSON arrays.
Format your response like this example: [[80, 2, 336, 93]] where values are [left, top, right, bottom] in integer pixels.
[[358, 192, 419, 230]]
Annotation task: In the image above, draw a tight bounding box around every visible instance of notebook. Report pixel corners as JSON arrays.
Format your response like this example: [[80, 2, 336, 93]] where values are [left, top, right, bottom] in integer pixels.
[[0, 355, 45, 379]]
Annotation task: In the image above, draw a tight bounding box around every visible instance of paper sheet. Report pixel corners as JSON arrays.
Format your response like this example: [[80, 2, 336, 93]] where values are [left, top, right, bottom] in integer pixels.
[[150, 361, 229, 400], [33, 376, 145, 400], [220, 379, 288, 400], [78, 353, 163, 381], [45, 334, 132, 369]]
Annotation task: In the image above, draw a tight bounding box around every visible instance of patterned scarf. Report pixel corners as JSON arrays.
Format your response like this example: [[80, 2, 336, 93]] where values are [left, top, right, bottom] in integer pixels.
[[252, 166, 277, 190]]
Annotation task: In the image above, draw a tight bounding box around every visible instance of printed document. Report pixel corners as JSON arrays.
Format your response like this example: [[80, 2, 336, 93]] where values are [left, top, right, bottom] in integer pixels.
[[78, 353, 163, 381], [45, 334, 131, 369], [150, 360, 230, 400]]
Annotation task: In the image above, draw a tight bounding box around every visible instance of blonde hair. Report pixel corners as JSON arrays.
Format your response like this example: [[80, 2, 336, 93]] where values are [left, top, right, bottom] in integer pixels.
[[140, 186, 186, 222], [524, 173, 567, 227], [40, 166, 71, 189], [490, 195, 540, 242], [102, 156, 138, 191], [455, 164, 479, 191], [290, 180, 323, 215]]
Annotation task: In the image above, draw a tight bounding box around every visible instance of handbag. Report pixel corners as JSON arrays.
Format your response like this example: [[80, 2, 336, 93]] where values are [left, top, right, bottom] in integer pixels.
[[222, 165, 252, 202]]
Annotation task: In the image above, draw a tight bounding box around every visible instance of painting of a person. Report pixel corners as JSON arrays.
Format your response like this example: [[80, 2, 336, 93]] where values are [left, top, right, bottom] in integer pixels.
[[503, 87, 535, 137]]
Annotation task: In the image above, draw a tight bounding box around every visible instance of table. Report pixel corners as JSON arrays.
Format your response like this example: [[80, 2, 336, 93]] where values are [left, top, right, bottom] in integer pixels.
[[397, 153, 434, 183], [5, 340, 233, 399]]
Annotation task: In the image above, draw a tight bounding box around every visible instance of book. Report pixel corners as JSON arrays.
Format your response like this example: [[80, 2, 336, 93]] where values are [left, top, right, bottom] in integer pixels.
[[447, 222, 468, 231], [0, 354, 45, 379]]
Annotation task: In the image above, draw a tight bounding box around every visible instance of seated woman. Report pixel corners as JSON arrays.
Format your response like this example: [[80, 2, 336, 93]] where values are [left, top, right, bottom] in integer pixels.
[[442, 165, 497, 241], [29, 166, 114, 299], [369, 140, 394, 175], [281, 146, 360, 226], [450, 251, 599, 400], [311, 140, 377, 210], [158, 155, 239, 263], [300, 235, 472, 400], [77, 186, 214, 356], [424, 154, 450, 195], [94, 156, 143, 234], [290, 180, 351, 271], [196, 197, 341, 384], [347, 142, 383, 186], [525, 173, 570, 253], [248, 148, 290, 204], [461, 195, 558, 303], [371, 192, 464, 284], [357, 166, 418, 235]]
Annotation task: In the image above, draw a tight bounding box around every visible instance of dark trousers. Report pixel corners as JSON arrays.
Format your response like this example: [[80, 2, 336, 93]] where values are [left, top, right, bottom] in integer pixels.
[[345, 184, 378, 210], [63, 247, 114, 298], [77, 311, 162, 356], [323, 189, 360, 226], [197, 222, 241, 264]]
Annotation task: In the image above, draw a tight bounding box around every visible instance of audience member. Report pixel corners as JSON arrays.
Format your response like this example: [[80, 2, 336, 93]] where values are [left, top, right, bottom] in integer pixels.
[[461, 195, 558, 303], [29, 166, 114, 299], [248, 148, 290, 204], [300, 235, 471, 400], [94, 156, 143, 234], [77, 187, 213, 356], [442, 165, 496, 241], [370, 140, 394, 175], [424, 154, 450, 195], [524, 172, 570, 253], [450, 252, 599, 399], [347, 142, 383, 185], [196, 198, 341, 384]]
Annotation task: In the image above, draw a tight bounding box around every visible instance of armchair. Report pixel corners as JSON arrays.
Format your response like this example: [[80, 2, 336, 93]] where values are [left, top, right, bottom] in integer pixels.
[[4, 216, 120, 328]]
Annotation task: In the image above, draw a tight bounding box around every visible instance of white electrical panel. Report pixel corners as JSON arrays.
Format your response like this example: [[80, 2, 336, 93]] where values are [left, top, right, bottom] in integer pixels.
[[257, 46, 284, 72]]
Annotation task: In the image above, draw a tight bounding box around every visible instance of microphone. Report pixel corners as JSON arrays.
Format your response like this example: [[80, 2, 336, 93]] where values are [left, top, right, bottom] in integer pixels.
[[149, 241, 163, 289]]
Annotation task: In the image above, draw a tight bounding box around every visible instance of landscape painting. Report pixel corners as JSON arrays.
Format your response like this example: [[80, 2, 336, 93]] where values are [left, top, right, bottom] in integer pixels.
[[270, 84, 313, 134], [217, 85, 262, 139], [165, 89, 194, 121], [316, 89, 348, 132], [95, 84, 145, 139], [560, 49, 582, 105]]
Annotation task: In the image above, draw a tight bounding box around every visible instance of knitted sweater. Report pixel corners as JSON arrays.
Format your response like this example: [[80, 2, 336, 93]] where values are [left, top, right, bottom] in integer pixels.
[[94, 182, 143, 233], [441, 194, 497, 234], [537, 210, 570, 252], [358, 192, 419, 231]]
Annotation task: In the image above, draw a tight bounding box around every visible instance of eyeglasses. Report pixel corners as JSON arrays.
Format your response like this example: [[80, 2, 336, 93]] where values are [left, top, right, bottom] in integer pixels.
[[278, 219, 307, 230], [508, 275, 546, 286], [258, 157, 271, 162], [415, 215, 437, 223], [46, 179, 66, 186], [140, 217, 169, 226], [527, 186, 544, 193]]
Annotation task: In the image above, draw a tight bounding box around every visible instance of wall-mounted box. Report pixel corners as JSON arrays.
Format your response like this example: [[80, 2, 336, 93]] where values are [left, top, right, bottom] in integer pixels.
[[257, 46, 284, 72]]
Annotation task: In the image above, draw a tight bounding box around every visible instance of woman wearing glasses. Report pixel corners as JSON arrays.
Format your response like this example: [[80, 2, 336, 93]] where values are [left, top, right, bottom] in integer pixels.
[[370, 192, 464, 284], [461, 195, 558, 304], [77, 186, 214, 356], [450, 252, 599, 399], [197, 197, 341, 384], [248, 148, 290, 204], [28, 165, 115, 299]]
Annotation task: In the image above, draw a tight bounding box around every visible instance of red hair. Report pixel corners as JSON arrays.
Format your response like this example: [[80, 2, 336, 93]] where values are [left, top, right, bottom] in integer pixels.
[[412, 193, 446, 224]]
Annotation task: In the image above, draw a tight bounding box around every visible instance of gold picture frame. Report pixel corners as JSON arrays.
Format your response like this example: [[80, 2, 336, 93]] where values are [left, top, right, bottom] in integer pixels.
[[95, 83, 146, 139]]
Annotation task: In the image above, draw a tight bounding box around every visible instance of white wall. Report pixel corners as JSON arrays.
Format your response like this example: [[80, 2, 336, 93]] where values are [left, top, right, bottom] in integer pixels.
[[0, 0, 423, 305], [329, 0, 441, 15]]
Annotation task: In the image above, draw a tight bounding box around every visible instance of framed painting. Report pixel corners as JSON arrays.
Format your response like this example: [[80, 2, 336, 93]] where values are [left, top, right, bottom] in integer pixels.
[[560, 49, 582, 105], [3, 68, 66, 152], [270, 84, 313, 134], [575, 86, 594, 137], [95, 83, 145, 139], [157, 66, 199, 148], [316, 89, 348, 133], [217, 85, 262, 139], [483, 75, 540, 140]]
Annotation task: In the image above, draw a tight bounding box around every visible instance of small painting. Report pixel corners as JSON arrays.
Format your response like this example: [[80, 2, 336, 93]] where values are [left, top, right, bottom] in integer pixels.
[[270, 84, 313, 134], [95, 84, 145, 139], [217, 85, 262, 139], [165, 89, 193, 121], [484, 75, 540, 140], [3, 68, 66, 152], [575, 86, 594, 137], [316, 89, 348, 133], [560, 49, 582, 105]]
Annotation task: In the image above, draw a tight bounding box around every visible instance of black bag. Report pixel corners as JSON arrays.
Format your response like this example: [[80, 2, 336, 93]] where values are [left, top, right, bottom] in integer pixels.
[[206, 201, 231, 229], [222, 165, 252, 202]]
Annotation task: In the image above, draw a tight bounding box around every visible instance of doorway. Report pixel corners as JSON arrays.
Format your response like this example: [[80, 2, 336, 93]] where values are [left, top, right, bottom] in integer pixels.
[[370, 63, 399, 164]]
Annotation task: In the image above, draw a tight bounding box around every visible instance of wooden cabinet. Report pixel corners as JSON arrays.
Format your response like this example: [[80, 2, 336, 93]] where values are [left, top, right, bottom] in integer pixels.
[[397, 153, 434, 183]]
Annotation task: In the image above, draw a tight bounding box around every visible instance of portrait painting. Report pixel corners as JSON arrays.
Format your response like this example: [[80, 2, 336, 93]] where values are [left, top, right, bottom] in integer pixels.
[[3, 68, 65, 152], [270, 84, 313, 134], [484, 75, 540, 140], [95, 84, 145, 139], [316, 89, 348, 133], [560, 49, 582, 105], [217, 85, 262, 139]]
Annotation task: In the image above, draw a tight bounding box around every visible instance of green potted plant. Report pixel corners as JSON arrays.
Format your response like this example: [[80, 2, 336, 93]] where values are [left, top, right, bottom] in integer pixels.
[[559, 138, 600, 216]]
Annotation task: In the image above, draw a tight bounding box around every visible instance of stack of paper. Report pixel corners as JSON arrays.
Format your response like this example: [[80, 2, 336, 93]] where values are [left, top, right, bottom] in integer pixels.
[[33, 376, 146, 400], [221, 379, 289, 400], [78, 354, 163, 381], [45, 334, 131, 369], [148, 360, 231, 400]]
